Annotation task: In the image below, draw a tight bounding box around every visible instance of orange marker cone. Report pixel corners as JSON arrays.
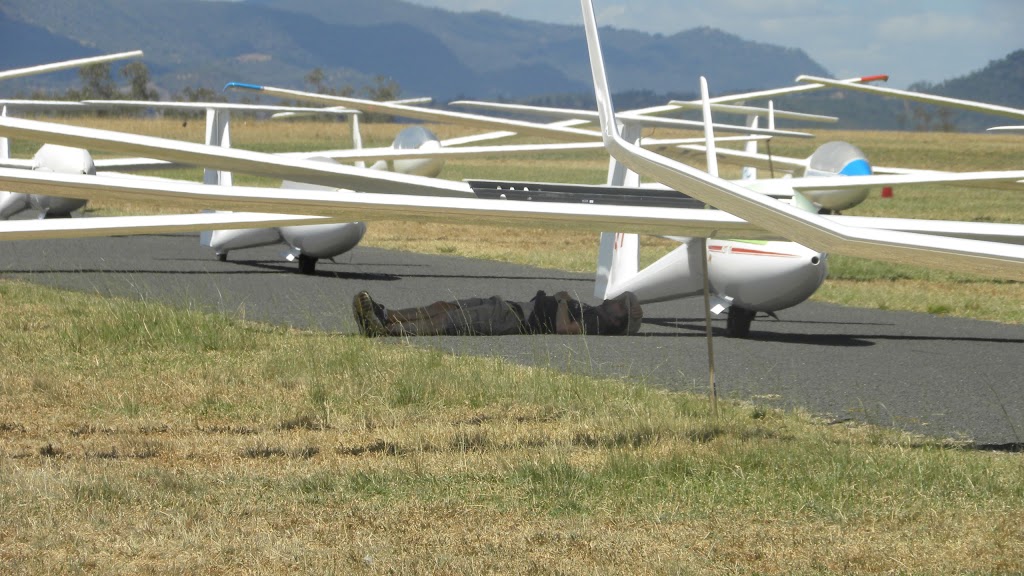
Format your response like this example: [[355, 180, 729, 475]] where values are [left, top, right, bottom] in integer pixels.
[[881, 186, 893, 199]]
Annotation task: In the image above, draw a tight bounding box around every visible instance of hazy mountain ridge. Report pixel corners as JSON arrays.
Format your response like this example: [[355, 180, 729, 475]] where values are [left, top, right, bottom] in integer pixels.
[[1, 0, 1021, 131], [0, 0, 827, 98]]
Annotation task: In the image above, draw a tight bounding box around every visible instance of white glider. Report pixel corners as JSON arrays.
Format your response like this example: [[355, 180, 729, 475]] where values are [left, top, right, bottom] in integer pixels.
[[0, 31, 1020, 284], [577, 0, 1024, 281]]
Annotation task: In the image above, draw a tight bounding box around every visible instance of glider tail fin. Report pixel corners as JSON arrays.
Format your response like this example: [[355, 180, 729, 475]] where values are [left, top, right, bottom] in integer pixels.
[[595, 232, 639, 299], [203, 108, 232, 186], [741, 113, 760, 180]]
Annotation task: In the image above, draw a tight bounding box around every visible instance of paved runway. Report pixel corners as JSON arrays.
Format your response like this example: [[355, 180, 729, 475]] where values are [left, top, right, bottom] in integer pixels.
[[3, 233, 1022, 447]]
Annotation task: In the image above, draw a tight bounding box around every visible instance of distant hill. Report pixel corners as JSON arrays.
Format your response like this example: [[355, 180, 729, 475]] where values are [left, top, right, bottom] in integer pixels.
[[1, 0, 1021, 131], [757, 50, 1024, 132], [0, 12, 98, 68], [907, 50, 1024, 131], [0, 0, 828, 99]]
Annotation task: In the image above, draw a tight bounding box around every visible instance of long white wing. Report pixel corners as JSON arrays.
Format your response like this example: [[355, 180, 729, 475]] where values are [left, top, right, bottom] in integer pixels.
[[452, 99, 837, 124], [0, 101, 90, 110], [225, 82, 814, 140], [224, 82, 603, 141], [796, 75, 1024, 121], [673, 144, 809, 172], [0, 51, 143, 82], [436, 119, 591, 147], [0, 114, 772, 174], [0, 168, 771, 240], [0, 156, 177, 172], [269, 97, 432, 119], [449, 75, 885, 122], [2, 168, 1020, 246], [827, 216, 1024, 245], [432, 121, 770, 149], [0, 116, 474, 197], [0, 211, 332, 241], [284, 136, 773, 163], [81, 100, 361, 116], [661, 101, 837, 123], [0, 158, 34, 169], [580, 0, 1024, 281], [749, 170, 1024, 195], [628, 74, 891, 118], [670, 145, 1024, 195]]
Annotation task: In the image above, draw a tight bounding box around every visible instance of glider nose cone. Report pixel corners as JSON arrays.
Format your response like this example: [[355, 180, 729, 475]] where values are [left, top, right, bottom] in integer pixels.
[[760, 246, 829, 311], [0, 191, 30, 219], [279, 221, 367, 258], [804, 141, 873, 212], [392, 126, 444, 177], [26, 144, 94, 217], [33, 144, 96, 175], [711, 241, 828, 312], [30, 194, 88, 217]]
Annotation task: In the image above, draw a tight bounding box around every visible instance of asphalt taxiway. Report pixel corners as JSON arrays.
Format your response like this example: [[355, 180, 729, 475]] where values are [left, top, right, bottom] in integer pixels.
[[3, 233, 1022, 447]]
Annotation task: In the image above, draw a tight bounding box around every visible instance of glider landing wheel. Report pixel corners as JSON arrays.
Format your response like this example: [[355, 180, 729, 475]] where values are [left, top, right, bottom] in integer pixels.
[[297, 254, 318, 275], [217, 253, 228, 262], [726, 307, 756, 338]]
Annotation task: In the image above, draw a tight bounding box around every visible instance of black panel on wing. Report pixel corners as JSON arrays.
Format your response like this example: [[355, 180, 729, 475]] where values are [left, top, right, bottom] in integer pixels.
[[468, 180, 705, 209]]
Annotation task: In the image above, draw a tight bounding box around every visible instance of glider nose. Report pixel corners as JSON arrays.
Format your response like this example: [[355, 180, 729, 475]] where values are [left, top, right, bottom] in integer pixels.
[[30, 194, 88, 217], [803, 141, 873, 212], [763, 246, 829, 311], [710, 241, 828, 312]]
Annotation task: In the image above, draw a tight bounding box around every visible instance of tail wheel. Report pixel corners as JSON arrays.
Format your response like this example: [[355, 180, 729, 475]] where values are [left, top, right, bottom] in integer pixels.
[[297, 254, 318, 275], [726, 307, 756, 338]]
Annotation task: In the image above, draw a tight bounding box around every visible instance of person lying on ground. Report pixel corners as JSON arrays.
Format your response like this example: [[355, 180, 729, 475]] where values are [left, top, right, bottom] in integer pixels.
[[352, 289, 642, 337]]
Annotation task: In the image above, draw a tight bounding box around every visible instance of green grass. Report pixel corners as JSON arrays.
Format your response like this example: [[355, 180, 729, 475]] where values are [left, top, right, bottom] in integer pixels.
[[1, 119, 1022, 571], [1, 279, 1023, 573]]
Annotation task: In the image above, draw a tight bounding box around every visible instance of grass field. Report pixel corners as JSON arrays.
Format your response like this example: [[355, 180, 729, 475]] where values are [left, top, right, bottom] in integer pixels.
[[1, 116, 1022, 573], [2, 281, 1022, 574]]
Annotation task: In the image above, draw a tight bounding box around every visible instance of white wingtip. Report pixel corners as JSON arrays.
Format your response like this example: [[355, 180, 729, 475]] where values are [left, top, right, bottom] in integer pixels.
[[581, 0, 619, 146], [699, 77, 719, 178]]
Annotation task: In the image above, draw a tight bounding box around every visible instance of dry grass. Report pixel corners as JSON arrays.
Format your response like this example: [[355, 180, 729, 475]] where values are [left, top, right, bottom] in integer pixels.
[[2, 119, 1024, 572], [2, 280, 1023, 574]]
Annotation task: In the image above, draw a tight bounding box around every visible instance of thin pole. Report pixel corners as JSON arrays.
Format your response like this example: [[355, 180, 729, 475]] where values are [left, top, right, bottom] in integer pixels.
[[700, 238, 718, 416]]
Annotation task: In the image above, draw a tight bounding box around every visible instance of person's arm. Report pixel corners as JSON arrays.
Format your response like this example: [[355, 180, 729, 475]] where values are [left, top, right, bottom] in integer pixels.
[[554, 292, 582, 335]]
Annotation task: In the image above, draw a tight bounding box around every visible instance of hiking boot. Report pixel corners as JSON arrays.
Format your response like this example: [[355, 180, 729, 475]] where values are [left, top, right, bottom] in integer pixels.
[[353, 290, 387, 337]]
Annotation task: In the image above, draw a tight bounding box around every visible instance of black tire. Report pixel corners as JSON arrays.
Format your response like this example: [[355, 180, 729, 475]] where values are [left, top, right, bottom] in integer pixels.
[[297, 254, 317, 275], [726, 307, 756, 338], [217, 253, 228, 262]]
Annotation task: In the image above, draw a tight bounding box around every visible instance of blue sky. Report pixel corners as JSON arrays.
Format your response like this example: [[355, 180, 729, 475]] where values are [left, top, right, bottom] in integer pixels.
[[405, 0, 1023, 89]]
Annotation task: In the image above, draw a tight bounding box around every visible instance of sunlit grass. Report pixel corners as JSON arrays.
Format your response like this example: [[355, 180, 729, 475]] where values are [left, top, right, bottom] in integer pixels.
[[2, 118, 1022, 572]]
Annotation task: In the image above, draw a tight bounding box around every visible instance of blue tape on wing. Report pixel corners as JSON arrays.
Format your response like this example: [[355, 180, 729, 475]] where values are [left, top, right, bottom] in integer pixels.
[[223, 82, 264, 92]]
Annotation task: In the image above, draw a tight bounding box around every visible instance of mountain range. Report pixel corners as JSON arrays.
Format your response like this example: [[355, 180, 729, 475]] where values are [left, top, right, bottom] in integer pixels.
[[0, 0, 829, 98], [1, 0, 1022, 131]]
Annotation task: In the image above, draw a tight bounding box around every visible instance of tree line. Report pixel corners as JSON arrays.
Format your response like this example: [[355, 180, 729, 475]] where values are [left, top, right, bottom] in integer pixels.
[[12, 62, 404, 122], [14, 60, 1005, 132]]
